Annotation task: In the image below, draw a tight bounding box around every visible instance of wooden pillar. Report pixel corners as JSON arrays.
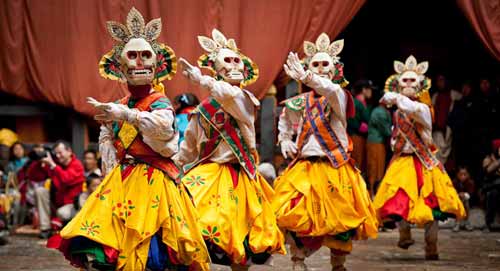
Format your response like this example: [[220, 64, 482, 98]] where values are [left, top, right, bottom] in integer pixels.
[[259, 85, 277, 163], [70, 112, 87, 159]]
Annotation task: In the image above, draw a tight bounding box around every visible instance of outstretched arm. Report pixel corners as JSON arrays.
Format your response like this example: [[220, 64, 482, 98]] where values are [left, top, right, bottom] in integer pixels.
[[283, 52, 346, 119], [380, 92, 432, 129], [179, 58, 256, 123], [88, 97, 178, 158]]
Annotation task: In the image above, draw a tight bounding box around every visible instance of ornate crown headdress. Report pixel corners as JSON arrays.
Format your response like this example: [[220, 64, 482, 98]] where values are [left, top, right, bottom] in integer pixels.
[[302, 33, 348, 87], [197, 29, 259, 87], [384, 55, 431, 97], [98, 7, 176, 83]]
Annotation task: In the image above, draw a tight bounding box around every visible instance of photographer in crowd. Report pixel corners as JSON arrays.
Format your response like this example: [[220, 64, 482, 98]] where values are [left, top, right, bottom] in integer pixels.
[[34, 141, 84, 239]]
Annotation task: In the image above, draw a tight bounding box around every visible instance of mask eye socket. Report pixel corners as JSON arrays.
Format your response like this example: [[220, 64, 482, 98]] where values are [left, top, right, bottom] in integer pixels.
[[403, 78, 416, 83], [141, 51, 152, 60], [321, 61, 330, 67], [233, 57, 241, 64], [127, 51, 138, 60], [224, 57, 231, 63], [312, 62, 320, 68]]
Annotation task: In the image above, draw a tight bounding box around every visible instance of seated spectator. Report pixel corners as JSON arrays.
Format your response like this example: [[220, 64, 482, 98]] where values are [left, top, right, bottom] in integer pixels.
[[83, 149, 101, 177], [21, 144, 51, 205], [1, 142, 28, 184], [173, 93, 199, 143], [366, 102, 392, 197], [258, 162, 277, 186], [452, 166, 475, 232], [482, 139, 500, 231], [35, 141, 84, 239], [56, 173, 102, 224]]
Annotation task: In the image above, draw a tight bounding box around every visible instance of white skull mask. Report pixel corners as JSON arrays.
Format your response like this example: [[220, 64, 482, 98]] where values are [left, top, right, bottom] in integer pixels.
[[397, 70, 422, 97], [120, 38, 157, 85], [308, 52, 334, 79], [303, 33, 344, 82], [393, 55, 429, 98], [214, 48, 244, 84]]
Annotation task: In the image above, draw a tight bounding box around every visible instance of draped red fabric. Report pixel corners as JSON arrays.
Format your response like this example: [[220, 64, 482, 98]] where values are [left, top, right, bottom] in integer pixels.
[[457, 0, 500, 61], [0, 0, 365, 116]]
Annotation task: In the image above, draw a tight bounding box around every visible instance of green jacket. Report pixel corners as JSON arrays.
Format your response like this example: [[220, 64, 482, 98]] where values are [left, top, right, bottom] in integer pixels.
[[347, 98, 370, 136], [367, 105, 392, 143]]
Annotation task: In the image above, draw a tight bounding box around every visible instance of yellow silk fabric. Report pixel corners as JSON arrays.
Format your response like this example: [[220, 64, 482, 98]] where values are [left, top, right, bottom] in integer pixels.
[[272, 160, 378, 252], [182, 162, 286, 264], [60, 164, 210, 271], [373, 156, 466, 226]]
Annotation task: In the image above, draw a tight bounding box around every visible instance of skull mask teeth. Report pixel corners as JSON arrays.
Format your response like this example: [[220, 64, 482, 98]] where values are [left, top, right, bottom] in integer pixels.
[[303, 33, 344, 80], [105, 7, 163, 85], [198, 29, 258, 86], [393, 55, 429, 98]]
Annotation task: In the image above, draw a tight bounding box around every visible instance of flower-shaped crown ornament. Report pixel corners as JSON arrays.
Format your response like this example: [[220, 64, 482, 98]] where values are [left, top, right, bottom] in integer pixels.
[[197, 29, 259, 88], [302, 33, 348, 87], [98, 7, 176, 85]]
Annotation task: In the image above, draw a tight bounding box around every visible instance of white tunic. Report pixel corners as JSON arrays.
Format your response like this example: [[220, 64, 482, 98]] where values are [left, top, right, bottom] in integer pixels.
[[173, 76, 259, 167], [99, 99, 178, 175], [387, 92, 433, 154], [278, 75, 349, 158]]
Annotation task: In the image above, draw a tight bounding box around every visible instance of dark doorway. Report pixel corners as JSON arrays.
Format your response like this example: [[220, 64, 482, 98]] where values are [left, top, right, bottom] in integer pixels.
[[339, 0, 500, 92]]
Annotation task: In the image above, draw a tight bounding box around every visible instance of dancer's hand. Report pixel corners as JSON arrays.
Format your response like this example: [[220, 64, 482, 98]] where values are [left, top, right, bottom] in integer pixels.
[[283, 52, 310, 82], [87, 97, 128, 122], [179, 58, 203, 84], [379, 92, 399, 106], [280, 139, 298, 159]]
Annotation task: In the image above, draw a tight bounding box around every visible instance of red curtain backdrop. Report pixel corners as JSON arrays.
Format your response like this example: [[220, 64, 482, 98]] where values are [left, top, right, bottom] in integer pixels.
[[457, 0, 500, 61], [0, 0, 365, 115]]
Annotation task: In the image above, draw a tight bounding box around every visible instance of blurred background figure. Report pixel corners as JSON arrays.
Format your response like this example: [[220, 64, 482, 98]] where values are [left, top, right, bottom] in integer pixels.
[[68, 173, 102, 222], [82, 149, 101, 177], [366, 96, 392, 197], [1, 142, 28, 184], [173, 93, 199, 143], [348, 80, 374, 173], [452, 166, 475, 232], [448, 81, 478, 177], [258, 162, 277, 186], [431, 74, 461, 166], [482, 139, 500, 232]]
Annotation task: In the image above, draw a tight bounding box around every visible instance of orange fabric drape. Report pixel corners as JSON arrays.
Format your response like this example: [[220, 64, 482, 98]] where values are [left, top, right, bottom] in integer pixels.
[[457, 0, 500, 60], [0, 0, 364, 115]]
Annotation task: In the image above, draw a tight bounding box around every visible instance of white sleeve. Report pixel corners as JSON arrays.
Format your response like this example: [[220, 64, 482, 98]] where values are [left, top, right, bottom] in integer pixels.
[[394, 93, 432, 130], [277, 107, 300, 144], [130, 109, 176, 141], [132, 109, 178, 158], [199, 76, 257, 124], [305, 74, 346, 120], [98, 124, 118, 176]]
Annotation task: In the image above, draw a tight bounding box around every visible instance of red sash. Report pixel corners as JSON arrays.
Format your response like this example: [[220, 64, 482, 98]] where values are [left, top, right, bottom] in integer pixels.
[[184, 97, 257, 179], [113, 92, 180, 180], [392, 110, 442, 170], [293, 92, 353, 168]]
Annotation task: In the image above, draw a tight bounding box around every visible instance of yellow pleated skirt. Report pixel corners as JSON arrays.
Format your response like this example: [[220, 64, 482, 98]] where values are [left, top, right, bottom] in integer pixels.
[[59, 163, 210, 271], [373, 156, 465, 227], [182, 162, 286, 265], [272, 159, 378, 253]]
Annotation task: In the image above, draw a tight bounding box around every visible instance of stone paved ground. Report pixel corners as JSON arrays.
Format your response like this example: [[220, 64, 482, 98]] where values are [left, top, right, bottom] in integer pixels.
[[1, 229, 499, 270]]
